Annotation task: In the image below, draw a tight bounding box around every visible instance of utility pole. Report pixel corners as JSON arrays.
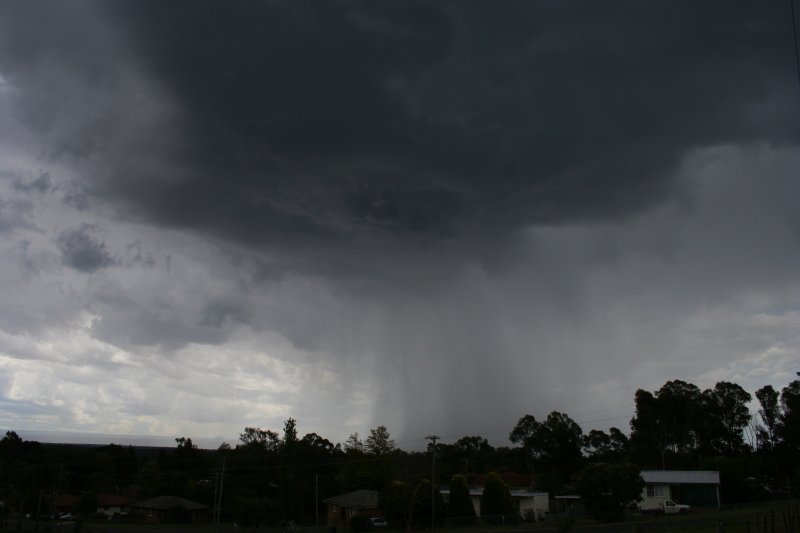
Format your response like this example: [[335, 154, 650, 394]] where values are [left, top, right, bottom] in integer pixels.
[[215, 456, 226, 533], [426, 435, 440, 531]]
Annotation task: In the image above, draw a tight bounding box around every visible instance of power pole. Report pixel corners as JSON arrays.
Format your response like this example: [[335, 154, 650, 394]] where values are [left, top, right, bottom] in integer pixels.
[[215, 456, 226, 533], [426, 435, 440, 531]]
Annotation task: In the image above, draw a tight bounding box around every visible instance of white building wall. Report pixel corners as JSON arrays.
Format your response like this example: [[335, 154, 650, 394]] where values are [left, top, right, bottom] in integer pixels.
[[517, 493, 548, 519]]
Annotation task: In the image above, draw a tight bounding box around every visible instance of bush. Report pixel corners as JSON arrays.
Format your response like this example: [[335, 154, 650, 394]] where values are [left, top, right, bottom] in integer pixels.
[[349, 514, 372, 533], [481, 472, 514, 516], [576, 463, 643, 522]]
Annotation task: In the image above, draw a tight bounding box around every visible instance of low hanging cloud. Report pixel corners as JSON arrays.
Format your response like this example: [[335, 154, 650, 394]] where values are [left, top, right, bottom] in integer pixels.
[[56, 225, 116, 273]]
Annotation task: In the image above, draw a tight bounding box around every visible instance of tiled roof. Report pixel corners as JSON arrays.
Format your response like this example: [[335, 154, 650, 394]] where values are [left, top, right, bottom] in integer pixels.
[[55, 494, 78, 508], [322, 489, 379, 509], [472, 472, 533, 488], [131, 496, 208, 511], [96, 494, 131, 507]]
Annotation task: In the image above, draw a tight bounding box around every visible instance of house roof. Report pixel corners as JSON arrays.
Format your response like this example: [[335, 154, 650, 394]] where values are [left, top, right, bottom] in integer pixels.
[[472, 472, 532, 488], [322, 489, 379, 509], [96, 494, 131, 507], [131, 496, 208, 511], [641, 470, 720, 485], [55, 494, 78, 508], [57, 493, 131, 508], [440, 488, 548, 499]]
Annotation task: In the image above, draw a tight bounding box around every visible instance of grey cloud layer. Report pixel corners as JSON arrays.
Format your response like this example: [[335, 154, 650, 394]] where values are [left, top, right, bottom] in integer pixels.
[[4, 1, 799, 259], [2, 2, 800, 444]]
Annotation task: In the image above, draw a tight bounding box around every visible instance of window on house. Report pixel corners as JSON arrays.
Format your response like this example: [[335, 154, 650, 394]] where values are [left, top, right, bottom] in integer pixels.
[[646, 485, 664, 497]]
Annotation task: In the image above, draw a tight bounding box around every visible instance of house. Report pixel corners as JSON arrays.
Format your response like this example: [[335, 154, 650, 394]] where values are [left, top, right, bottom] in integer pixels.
[[472, 472, 533, 489], [439, 487, 549, 520], [323, 489, 381, 529], [551, 495, 583, 516], [130, 496, 209, 523], [95, 494, 131, 518], [54, 494, 78, 515], [640, 470, 721, 508]]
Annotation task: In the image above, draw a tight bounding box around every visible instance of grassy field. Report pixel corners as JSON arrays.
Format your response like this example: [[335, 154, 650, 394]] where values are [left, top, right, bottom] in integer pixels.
[[2, 502, 798, 533]]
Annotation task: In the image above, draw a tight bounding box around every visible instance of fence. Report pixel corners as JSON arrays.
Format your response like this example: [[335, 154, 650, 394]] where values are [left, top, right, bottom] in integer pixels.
[[548, 502, 800, 533]]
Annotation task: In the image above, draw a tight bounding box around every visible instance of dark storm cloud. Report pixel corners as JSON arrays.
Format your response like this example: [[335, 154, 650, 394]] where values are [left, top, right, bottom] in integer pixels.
[[4, 1, 799, 260], [109, 1, 800, 232], [56, 225, 115, 273]]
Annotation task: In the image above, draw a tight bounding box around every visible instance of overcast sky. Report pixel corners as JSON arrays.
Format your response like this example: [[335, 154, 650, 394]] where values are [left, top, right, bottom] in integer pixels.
[[1, 1, 800, 449]]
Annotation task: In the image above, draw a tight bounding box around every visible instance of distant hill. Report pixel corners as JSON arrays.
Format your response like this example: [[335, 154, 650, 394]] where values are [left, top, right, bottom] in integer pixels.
[[7, 428, 232, 450]]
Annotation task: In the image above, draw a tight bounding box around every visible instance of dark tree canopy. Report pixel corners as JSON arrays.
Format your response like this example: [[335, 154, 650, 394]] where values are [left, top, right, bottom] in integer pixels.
[[756, 385, 780, 451], [380, 480, 414, 531], [447, 474, 475, 518], [283, 417, 298, 448], [3, 374, 800, 527], [700, 381, 751, 454], [509, 411, 583, 476], [239, 426, 281, 450], [365, 425, 397, 455], [480, 472, 514, 517], [577, 463, 644, 522], [630, 380, 709, 468], [779, 379, 800, 451]]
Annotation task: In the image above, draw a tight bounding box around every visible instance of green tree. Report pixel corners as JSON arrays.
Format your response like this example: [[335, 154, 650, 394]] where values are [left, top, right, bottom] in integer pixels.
[[283, 418, 298, 449], [756, 385, 780, 451], [350, 514, 373, 533], [380, 481, 414, 531], [630, 380, 705, 468], [630, 389, 669, 468], [700, 381, 752, 454], [480, 472, 514, 517], [509, 415, 539, 449], [779, 378, 800, 451], [137, 460, 162, 498], [365, 426, 397, 455], [412, 479, 444, 528], [453, 436, 493, 474], [72, 491, 98, 532], [656, 380, 703, 454], [510, 411, 583, 477], [447, 474, 475, 518], [239, 427, 281, 450], [583, 428, 630, 463], [576, 463, 643, 522], [344, 432, 364, 452], [608, 428, 630, 458], [233, 495, 281, 528]]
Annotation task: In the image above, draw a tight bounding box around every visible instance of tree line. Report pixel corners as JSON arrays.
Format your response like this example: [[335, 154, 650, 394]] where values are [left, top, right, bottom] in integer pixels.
[[1, 374, 798, 527]]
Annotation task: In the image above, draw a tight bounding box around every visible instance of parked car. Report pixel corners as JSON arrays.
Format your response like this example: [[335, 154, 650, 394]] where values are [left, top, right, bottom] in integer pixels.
[[638, 499, 690, 514], [663, 500, 691, 514], [370, 517, 388, 528], [58, 512, 73, 520]]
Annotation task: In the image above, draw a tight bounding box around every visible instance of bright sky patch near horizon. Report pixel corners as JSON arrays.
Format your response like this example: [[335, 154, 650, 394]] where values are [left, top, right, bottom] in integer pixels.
[[1, 1, 800, 449]]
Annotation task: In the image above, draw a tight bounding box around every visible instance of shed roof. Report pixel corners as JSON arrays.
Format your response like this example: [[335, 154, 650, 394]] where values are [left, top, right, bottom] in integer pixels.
[[641, 470, 720, 485], [322, 489, 379, 510]]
